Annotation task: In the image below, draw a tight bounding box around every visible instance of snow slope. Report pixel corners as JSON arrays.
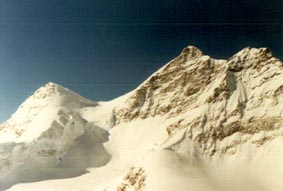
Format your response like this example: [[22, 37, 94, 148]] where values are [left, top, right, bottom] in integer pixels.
[[0, 82, 110, 190], [1, 46, 283, 191]]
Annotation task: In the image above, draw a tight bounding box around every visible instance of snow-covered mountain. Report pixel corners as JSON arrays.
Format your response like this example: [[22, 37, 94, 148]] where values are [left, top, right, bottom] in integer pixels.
[[0, 83, 110, 190], [1, 46, 283, 191]]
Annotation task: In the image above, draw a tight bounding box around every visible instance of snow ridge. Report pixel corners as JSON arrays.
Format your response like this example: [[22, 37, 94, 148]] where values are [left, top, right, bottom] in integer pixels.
[[0, 82, 97, 143]]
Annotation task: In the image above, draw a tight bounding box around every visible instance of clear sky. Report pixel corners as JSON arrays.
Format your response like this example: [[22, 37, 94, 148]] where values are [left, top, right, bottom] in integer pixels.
[[0, 0, 282, 123]]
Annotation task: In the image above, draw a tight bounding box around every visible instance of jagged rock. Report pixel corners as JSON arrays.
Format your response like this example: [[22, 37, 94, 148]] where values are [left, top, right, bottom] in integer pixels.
[[115, 46, 283, 156], [117, 167, 146, 191]]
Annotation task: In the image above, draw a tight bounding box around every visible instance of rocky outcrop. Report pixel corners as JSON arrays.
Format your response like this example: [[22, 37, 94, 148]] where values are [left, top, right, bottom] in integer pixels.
[[115, 46, 218, 121], [115, 46, 283, 156], [117, 167, 146, 191]]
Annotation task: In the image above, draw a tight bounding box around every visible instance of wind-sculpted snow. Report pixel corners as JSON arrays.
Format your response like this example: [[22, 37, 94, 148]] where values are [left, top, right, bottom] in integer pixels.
[[1, 46, 283, 191]]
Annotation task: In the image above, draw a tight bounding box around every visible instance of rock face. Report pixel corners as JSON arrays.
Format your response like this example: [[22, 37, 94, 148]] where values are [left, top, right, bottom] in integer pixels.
[[1, 46, 283, 191], [117, 167, 146, 191], [115, 46, 283, 156]]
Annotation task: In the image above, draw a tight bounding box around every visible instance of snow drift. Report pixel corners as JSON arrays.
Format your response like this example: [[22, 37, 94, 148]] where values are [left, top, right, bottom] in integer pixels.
[[1, 46, 283, 191]]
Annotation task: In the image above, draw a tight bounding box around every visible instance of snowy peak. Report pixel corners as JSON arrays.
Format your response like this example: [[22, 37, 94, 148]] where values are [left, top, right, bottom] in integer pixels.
[[15, 81, 96, 113], [33, 82, 96, 106], [30, 82, 77, 102], [0, 83, 109, 190], [34, 82, 60, 98], [0, 82, 97, 143], [114, 45, 283, 156], [115, 46, 222, 121], [116, 46, 281, 122]]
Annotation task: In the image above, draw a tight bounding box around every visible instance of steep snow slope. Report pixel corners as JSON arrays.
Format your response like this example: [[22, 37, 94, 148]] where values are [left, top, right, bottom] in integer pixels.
[[0, 82, 98, 143], [1, 46, 283, 191], [0, 83, 110, 190]]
